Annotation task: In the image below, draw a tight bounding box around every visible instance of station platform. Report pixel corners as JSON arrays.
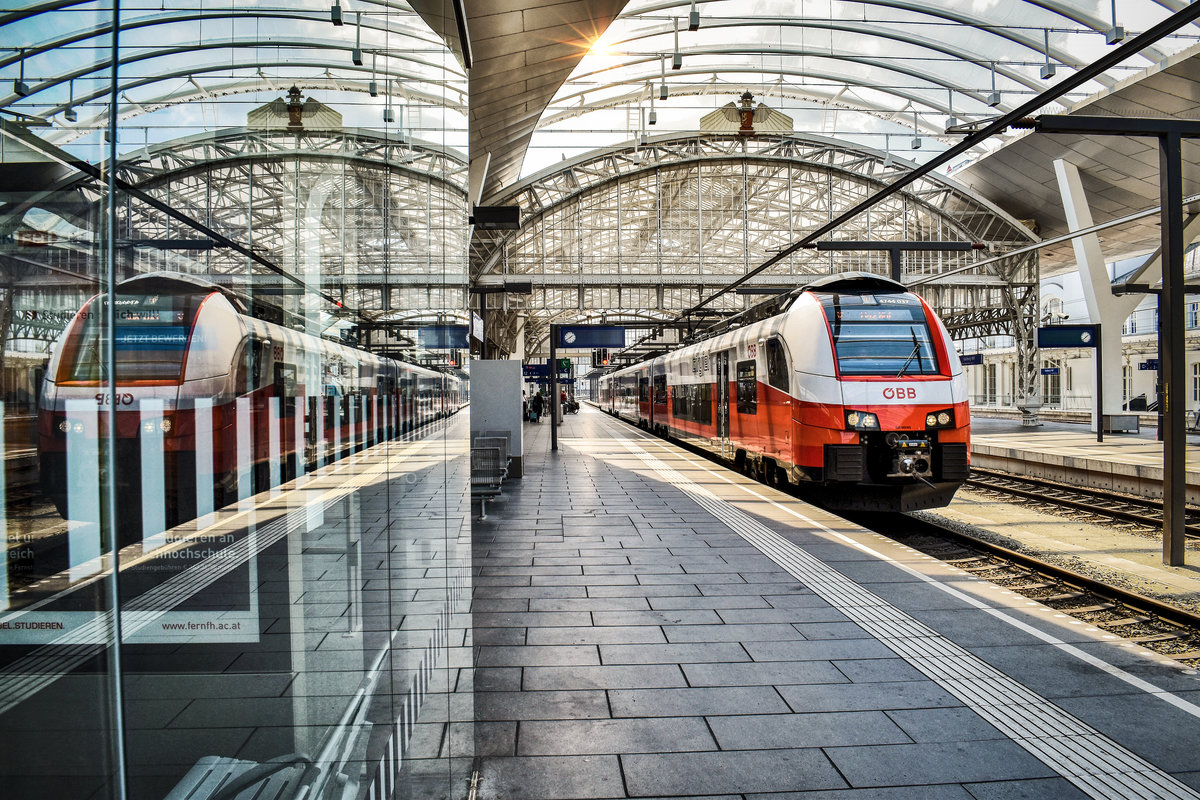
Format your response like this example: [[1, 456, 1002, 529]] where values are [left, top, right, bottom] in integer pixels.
[[969, 415, 1200, 504], [472, 407, 1200, 799]]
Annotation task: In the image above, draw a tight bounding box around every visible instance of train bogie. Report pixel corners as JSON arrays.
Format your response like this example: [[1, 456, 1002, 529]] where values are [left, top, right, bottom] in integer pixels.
[[599, 273, 970, 513]]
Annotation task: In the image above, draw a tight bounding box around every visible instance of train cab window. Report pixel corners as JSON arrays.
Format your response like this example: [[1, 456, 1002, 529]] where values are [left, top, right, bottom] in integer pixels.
[[736, 360, 757, 415], [820, 292, 940, 377], [765, 338, 789, 391], [60, 291, 205, 383]]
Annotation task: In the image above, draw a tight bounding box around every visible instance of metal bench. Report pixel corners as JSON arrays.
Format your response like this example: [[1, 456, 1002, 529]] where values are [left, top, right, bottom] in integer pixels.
[[473, 436, 511, 471], [471, 446, 505, 520], [164, 754, 320, 800], [481, 429, 512, 454]]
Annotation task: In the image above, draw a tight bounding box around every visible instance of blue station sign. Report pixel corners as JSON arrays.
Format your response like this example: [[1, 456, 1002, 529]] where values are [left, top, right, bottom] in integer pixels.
[[418, 325, 469, 349], [557, 325, 625, 349], [1037, 324, 1098, 349]]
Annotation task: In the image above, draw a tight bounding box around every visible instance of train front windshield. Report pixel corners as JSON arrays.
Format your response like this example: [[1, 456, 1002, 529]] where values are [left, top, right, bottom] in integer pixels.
[[59, 292, 206, 383], [819, 292, 940, 377]]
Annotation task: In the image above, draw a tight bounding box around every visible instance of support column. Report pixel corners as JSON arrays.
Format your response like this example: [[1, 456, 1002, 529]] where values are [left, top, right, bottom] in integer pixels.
[[1159, 132, 1186, 566], [1054, 159, 1129, 432]]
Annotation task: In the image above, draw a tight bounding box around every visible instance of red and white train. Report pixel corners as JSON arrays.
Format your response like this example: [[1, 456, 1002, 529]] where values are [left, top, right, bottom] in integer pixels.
[[38, 272, 465, 534], [597, 273, 969, 512]]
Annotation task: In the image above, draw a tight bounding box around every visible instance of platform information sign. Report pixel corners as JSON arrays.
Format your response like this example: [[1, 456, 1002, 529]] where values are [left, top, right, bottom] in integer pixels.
[[418, 325, 469, 349], [1037, 324, 1098, 349], [959, 353, 983, 366], [557, 325, 625, 349]]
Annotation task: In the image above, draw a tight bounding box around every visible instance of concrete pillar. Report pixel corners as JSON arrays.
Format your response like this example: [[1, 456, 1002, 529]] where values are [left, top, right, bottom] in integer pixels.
[[1054, 159, 1135, 430]]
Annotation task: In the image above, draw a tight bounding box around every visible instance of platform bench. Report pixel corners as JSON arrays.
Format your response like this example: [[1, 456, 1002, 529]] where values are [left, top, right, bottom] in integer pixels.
[[471, 446, 505, 520]]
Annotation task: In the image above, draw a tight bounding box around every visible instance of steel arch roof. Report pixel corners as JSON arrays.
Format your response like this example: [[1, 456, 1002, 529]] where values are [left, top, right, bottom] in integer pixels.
[[5, 0, 1200, 204], [465, 0, 1200, 196], [2, 0, 466, 153]]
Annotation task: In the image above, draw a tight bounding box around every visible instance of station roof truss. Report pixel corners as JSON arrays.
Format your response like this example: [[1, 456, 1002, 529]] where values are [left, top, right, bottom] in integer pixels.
[[0, 127, 471, 344], [470, 131, 1040, 358], [0, 1, 466, 145], [468, 1, 1200, 201]]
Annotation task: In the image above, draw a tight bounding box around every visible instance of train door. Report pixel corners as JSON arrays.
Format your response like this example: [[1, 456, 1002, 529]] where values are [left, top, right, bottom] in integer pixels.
[[715, 350, 730, 441], [637, 373, 650, 426]]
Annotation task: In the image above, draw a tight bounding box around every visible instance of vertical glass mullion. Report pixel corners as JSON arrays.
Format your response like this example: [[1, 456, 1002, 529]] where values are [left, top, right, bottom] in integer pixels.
[[101, 1, 129, 797]]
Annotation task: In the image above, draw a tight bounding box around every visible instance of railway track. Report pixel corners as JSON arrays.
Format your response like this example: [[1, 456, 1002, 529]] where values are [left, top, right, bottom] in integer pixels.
[[853, 511, 1200, 668], [966, 467, 1200, 539]]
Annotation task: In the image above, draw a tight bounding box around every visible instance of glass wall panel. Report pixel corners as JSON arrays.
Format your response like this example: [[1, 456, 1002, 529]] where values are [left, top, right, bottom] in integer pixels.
[[0, 2, 470, 799]]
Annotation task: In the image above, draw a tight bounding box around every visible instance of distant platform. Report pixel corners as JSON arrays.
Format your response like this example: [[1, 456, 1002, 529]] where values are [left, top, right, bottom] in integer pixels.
[[970, 414, 1200, 503]]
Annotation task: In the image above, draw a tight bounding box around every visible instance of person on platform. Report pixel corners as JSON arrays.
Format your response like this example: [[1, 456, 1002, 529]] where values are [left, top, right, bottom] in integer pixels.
[[529, 391, 544, 423]]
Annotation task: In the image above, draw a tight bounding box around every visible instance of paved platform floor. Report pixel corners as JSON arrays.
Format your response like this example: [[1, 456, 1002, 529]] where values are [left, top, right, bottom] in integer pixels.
[[472, 407, 1200, 800]]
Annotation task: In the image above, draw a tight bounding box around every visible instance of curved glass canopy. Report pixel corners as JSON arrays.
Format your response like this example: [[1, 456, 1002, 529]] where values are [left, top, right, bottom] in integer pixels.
[[1, 0, 467, 161], [523, 0, 1200, 176]]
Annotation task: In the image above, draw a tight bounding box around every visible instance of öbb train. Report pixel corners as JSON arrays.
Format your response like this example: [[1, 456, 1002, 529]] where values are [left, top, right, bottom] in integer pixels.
[[597, 273, 969, 512], [38, 272, 465, 530]]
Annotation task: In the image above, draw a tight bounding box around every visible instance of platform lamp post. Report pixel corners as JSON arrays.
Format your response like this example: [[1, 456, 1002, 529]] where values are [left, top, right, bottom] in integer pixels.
[[550, 324, 560, 452], [1033, 114, 1199, 566]]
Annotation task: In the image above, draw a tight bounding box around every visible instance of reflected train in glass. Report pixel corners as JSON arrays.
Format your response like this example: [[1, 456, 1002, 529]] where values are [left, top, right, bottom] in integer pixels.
[[597, 273, 970, 512], [37, 272, 465, 534]]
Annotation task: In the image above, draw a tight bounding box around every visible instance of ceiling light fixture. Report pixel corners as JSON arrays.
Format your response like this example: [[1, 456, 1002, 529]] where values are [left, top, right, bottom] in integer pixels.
[[689, 0, 700, 31], [672, 18, 682, 69], [13, 49, 30, 97], [660, 57, 668, 100], [1106, 0, 1124, 43], [352, 12, 363, 65], [1040, 29, 1056, 79], [63, 79, 77, 122], [986, 62, 1001, 107], [331, 0, 343, 25]]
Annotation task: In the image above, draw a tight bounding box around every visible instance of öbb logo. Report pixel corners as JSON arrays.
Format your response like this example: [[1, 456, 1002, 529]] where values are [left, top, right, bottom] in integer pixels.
[[882, 387, 917, 400]]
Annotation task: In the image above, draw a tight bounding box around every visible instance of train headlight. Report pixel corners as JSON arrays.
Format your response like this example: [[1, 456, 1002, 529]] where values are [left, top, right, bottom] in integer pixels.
[[159, 417, 173, 433], [845, 410, 879, 430], [57, 420, 70, 433], [925, 409, 955, 429]]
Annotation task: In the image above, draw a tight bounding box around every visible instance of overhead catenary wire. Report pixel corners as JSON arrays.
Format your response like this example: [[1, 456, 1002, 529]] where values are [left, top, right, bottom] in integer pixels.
[[677, 0, 1200, 331]]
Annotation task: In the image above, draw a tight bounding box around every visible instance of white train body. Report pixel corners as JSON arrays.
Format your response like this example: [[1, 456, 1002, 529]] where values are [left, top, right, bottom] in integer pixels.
[[598, 273, 970, 511]]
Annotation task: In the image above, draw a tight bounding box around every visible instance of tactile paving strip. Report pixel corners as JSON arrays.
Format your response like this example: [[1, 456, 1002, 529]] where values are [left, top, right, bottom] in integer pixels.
[[622, 438, 1200, 800]]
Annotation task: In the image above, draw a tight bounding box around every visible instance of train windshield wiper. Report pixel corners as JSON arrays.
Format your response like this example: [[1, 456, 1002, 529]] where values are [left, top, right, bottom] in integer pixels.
[[896, 328, 923, 377]]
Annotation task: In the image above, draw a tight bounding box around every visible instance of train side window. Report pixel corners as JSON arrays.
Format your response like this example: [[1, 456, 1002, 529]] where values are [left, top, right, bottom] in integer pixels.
[[736, 360, 757, 415], [274, 363, 297, 416], [765, 338, 789, 392], [652, 374, 667, 405]]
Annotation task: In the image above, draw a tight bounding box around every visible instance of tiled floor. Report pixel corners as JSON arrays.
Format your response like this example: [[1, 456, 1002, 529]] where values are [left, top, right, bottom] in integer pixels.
[[472, 407, 1200, 800]]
